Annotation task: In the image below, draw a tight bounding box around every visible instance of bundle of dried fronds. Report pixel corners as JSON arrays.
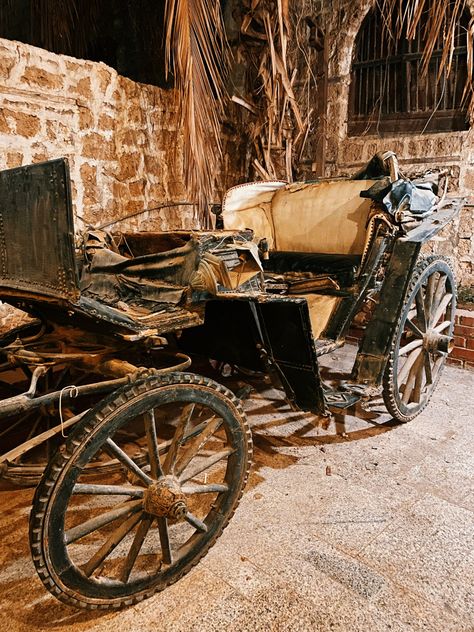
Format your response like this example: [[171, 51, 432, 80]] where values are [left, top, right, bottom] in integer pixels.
[[379, 0, 474, 115], [230, 0, 314, 183], [164, 0, 229, 226]]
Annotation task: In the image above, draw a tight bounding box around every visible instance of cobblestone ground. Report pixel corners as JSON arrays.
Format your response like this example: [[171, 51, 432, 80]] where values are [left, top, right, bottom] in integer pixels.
[[0, 347, 473, 631]]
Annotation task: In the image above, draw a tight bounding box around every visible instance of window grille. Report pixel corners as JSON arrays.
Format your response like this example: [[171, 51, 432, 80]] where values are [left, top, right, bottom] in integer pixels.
[[348, 3, 469, 135]]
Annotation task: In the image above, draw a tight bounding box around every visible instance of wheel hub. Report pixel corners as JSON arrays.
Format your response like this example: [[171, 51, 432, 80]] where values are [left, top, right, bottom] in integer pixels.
[[423, 330, 452, 354], [143, 475, 187, 519]]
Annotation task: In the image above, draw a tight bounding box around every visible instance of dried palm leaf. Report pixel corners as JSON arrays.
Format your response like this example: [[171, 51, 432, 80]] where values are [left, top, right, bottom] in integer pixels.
[[381, 0, 470, 83], [233, 0, 309, 182], [461, 16, 474, 118], [277, 0, 288, 67], [164, 0, 229, 226]]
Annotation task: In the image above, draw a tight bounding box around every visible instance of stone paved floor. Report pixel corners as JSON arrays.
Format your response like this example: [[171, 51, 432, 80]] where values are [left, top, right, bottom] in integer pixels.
[[0, 347, 473, 631]]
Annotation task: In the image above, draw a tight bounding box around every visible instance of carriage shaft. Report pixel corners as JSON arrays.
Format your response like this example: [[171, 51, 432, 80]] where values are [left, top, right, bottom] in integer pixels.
[[0, 376, 127, 420]]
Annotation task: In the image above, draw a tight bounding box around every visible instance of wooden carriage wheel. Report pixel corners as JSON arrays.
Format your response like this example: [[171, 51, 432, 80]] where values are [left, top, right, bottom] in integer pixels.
[[29, 373, 252, 610], [382, 256, 456, 422]]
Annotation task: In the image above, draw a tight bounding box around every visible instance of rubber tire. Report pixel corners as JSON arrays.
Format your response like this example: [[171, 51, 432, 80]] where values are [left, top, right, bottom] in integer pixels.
[[29, 372, 252, 610], [382, 256, 456, 423]]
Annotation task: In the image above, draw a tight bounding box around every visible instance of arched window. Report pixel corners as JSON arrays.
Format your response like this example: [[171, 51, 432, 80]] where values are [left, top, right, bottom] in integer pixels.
[[348, 2, 470, 135]]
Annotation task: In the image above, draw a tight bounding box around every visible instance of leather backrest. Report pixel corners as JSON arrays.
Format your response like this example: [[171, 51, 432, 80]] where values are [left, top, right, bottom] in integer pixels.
[[222, 178, 376, 255], [271, 180, 376, 255]]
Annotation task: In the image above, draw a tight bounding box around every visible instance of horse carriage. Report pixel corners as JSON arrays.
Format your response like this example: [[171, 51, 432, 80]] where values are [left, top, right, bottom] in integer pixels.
[[0, 152, 460, 609]]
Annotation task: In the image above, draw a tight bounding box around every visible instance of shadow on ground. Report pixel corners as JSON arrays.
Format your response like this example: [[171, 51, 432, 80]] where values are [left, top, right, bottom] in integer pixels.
[[2, 346, 453, 631]]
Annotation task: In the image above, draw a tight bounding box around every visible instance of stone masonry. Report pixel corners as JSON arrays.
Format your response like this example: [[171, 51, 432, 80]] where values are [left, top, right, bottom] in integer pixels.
[[0, 37, 195, 234]]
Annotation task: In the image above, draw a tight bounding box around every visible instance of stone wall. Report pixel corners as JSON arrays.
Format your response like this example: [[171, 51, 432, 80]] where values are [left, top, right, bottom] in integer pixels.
[[0, 37, 196, 234], [321, 0, 474, 288]]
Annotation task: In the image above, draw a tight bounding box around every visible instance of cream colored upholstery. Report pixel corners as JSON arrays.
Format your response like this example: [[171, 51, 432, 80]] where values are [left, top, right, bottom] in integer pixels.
[[271, 180, 376, 254], [222, 181, 286, 248], [222, 179, 376, 339], [304, 294, 341, 339], [223, 179, 376, 255]]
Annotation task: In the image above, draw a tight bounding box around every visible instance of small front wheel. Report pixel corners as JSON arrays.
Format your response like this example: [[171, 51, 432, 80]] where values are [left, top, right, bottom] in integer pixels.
[[382, 256, 456, 422], [30, 373, 252, 610]]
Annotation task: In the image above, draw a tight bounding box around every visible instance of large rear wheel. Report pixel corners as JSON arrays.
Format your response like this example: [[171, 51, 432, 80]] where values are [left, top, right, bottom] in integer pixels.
[[29, 373, 252, 610], [382, 256, 456, 422]]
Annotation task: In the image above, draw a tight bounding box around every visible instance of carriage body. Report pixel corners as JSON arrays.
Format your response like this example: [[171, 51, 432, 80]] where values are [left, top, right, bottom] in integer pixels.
[[0, 156, 461, 609]]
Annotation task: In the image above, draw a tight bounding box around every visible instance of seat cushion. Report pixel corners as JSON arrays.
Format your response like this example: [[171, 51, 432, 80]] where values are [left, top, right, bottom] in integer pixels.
[[271, 180, 376, 255]]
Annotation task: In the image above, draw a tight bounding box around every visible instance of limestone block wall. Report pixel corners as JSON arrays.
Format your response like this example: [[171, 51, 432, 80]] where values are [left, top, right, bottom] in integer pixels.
[[0, 37, 195, 234]]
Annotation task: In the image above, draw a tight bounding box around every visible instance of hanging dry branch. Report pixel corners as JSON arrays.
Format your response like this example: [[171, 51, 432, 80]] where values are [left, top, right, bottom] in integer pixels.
[[164, 0, 229, 225], [229, 0, 312, 183]]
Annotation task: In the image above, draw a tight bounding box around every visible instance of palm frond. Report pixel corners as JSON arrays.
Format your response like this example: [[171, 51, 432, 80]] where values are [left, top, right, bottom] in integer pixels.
[[164, 0, 229, 225], [380, 0, 468, 77]]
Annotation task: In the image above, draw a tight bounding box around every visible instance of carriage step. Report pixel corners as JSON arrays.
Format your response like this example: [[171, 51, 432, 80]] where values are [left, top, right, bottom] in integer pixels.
[[323, 389, 360, 409]]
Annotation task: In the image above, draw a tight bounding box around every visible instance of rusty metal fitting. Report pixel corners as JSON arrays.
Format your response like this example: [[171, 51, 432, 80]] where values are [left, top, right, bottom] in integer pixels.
[[423, 332, 453, 354]]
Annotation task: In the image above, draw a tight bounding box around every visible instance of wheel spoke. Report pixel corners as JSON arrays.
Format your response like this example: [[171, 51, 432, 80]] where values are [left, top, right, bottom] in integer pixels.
[[398, 338, 423, 356], [163, 404, 195, 474], [424, 352, 433, 386], [412, 354, 424, 403], [430, 293, 453, 328], [157, 418, 218, 455], [185, 512, 208, 533], [65, 499, 143, 544], [13, 427, 33, 463], [24, 415, 43, 443], [181, 482, 229, 495], [415, 290, 427, 331], [402, 352, 424, 405], [82, 511, 142, 578], [73, 484, 144, 497], [179, 448, 233, 483], [405, 318, 424, 338], [144, 410, 163, 479], [398, 348, 422, 385], [0, 411, 36, 440], [429, 274, 447, 326], [105, 438, 153, 487], [157, 517, 172, 565], [424, 272, 438, 315], [434, 319, 451, 333], [175, 416, 222, 476], [52, 367, 70, 390], [119, 516, 153, 583]]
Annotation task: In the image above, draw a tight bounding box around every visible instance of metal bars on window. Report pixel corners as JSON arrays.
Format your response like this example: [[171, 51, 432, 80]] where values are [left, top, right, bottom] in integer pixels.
[[348, 3, 469, 135]]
